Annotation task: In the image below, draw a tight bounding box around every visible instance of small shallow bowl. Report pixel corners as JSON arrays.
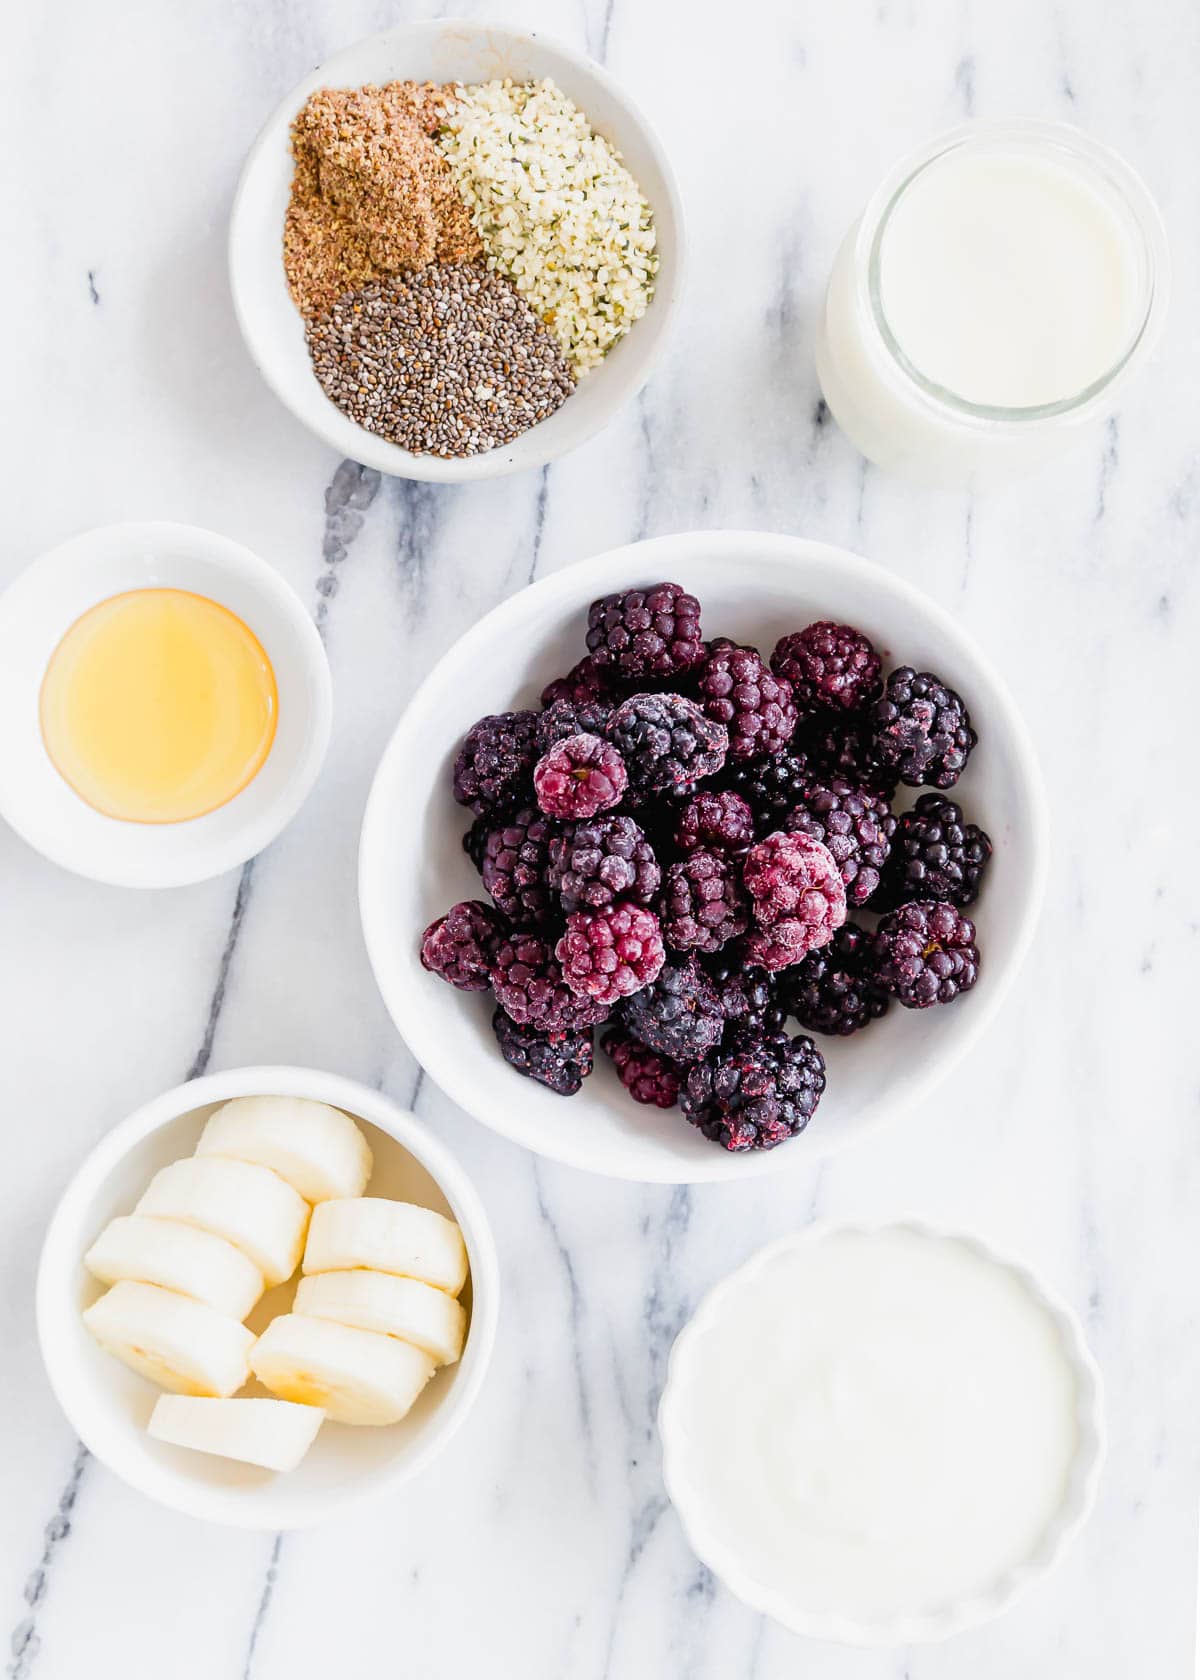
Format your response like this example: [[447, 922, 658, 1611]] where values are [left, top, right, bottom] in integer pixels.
[[37, 1066, 499, 1529], [0, 522, 331, 888], [359, 530, 1049, 1183], [229, 19, 685, 482], [658, 1220, 1105, 1645]]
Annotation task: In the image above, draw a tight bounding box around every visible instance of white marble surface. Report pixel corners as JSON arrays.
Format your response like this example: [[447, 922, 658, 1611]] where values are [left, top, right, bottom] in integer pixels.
[[2, 0, 1198, 1674]]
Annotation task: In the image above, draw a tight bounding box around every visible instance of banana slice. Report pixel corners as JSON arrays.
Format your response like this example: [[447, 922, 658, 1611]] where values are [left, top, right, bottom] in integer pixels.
[[196, 1096, 372, 1205], [295, 1270, 466, 1366], [136, 1157, 309, 1287], [83, 1281, 253, 1397], [303, 1199, 468, 1297], [84, 1215, 264, 1321], [249, 1314, 435, 1425], [148, 1395, 323, 1472]]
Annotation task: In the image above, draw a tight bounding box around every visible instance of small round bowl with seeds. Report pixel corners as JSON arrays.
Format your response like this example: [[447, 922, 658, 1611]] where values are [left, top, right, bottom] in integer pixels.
[[230, 21, 684, 481]]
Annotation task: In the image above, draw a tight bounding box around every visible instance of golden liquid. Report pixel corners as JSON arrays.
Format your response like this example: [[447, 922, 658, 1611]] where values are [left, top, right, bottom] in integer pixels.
[[40, 588, 278, 824]]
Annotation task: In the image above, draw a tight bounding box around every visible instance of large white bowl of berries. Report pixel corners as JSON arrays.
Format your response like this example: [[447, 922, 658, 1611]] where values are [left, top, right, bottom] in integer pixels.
[[359, 532, 1048, 1183]]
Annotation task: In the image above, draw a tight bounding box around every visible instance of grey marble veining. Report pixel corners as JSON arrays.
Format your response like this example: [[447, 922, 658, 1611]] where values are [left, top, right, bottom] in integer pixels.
[[2, 0, 1198, 1675]]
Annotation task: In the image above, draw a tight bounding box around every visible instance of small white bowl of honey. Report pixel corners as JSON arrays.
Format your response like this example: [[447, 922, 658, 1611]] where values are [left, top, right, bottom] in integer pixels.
[[0, 523, 331, 887]]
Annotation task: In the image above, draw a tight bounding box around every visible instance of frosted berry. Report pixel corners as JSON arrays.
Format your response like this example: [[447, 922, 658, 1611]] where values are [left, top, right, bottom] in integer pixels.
[[420, 900, 504, 992], [453, 710, 539, 816], [556, 901, 665, 1006], [771, 621, 882, 716], [744, 831, 847, 948], [547, 814, 660, 914], [490, 929, 610, 1032], [674, 789, 755, 855], [785, 777, 896, 908], [620, 955, 725, 1064], [698, 640, 797, 761], [870, 668, 977, 789], [534, 732, 627, 819], [659, 850, 749, 954], [601, 1028, 682, 1108], [492, 1008, 593, 1096], [479, 806, 557, 925], [872, 901, 980, 1007], [606, 693, 728, 802], [680, 1034, 825, 1150], [586, 582, 705, 680]]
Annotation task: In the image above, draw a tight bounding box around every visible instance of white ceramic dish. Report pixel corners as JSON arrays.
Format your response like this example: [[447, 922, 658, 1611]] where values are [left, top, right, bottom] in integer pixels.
[[0, 522, 331, 888], [37, 1067, 499, 1529], [229, 20, 685, 483], [657, 1220, 1105, 1646], [359, 531, 1049, 1183]]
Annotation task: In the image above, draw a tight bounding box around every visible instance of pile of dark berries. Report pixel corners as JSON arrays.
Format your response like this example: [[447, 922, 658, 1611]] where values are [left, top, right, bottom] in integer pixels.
[[422, 583, 992, 1151]]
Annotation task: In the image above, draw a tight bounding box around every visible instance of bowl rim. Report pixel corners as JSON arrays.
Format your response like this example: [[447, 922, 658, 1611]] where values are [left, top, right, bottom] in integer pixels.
[[358, 529, 1050, 1183], [657, 1217, 1106, 1646], [227, 17, 687, 483], [0, 520, 332, 889], [35, 1064, 500, 1529]]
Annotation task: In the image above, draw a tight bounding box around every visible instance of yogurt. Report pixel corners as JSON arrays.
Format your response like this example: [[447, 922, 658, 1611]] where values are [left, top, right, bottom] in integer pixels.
[[664, 1227, 1084, 1627]]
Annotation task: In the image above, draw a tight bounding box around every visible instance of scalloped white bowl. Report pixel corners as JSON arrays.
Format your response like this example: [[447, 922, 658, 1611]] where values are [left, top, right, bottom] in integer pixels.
[[359, 531, 1049, 1183], [658, 1220, 1105, 1645]]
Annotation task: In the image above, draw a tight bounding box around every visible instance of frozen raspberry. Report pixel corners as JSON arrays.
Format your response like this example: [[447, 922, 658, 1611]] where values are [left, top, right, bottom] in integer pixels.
[[872, 901, 980, 1007], [479, 807, 557, 925], [492, 1008, 593, 1096], [540, 655, 613, 708], [621, 956, 725, 1064], [533, 732, 627, 819], [785, 777, 896, 908], [873, 793, 993, 910], [680, 1034, 825, 1150], [724, 747, 814, 832], [697, 640, 797, 761], [547, 814, 660, 914], [660, 851, 749, 954], [490, 929, 610, 1032], [535, 696, 613, 754], [870, 668, 977, 789], [586, 582, 705, 680], [778, 922, 889, 1036], [606, 693, 728, 802], [420, 900, 504, 992], [453, 710, 539, 816], [556, 902, 665, 1005], [703, 947, 787, 1044], [601, 1028, 682, 1108], [771, 621, 882, 716], [674, 789, 755, 856], [744, 831, 847, 952]]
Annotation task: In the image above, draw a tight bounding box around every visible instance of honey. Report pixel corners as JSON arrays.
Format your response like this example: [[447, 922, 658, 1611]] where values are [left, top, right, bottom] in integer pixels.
[[40, 589, 278, 825]]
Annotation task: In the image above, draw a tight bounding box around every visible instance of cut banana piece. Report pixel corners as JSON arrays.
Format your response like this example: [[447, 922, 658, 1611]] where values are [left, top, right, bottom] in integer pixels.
[[295, 1270, 466, 1366], [196, 1095, 372, 1205], [249, 1314, 435, 1425], [136, 1156, 309, 1287], [148, 1395, 323, 1472], [303, 1199, 468, 1296], [83, 1281, 253, 1397], [84, 1215, 264, 1321]]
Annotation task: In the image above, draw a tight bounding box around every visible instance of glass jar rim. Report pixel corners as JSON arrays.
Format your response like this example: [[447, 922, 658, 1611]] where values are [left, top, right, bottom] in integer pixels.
[[855, 121, 1170, 428]]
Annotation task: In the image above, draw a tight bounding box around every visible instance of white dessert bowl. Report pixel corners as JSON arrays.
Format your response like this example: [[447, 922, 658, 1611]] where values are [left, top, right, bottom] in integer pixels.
[[657, 1219, 1105, 1646], [36, 1066, 499, 1530], [359, 530, 1049, 1184], [0, 522, 331, 889], [229, 19, 685, 483]]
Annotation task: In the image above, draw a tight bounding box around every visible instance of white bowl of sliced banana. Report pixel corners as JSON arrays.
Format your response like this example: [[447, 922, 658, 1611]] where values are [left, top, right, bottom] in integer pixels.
[[36, 1067, 499, 1528]]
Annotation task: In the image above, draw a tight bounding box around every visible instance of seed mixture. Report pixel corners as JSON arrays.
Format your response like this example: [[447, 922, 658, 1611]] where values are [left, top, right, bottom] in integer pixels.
[[283, 75, 658, 457]]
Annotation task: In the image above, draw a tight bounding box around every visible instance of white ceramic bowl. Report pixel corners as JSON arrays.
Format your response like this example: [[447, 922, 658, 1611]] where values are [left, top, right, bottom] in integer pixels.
[[37, 1067, 499, 1529], [0, 522, 331, 888], [658, 1220, 1105, 1645], [359, 531, 1049, 1183], [229, 20, 685, 483]]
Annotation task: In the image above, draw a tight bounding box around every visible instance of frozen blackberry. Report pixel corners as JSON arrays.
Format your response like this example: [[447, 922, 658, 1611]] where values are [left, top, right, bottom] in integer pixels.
[[703, 946, 787, 1044], [660, 850, 749, 954], [872, 901, 980, 1008], [870, 668, 977, 789], [547, 814, 659, 915], [490, 929, 610, 1032], [785, 777, 896, 908], [535, 695, 614, 754], [533, 732, 627, 819], [724, 747, 814, 832], [680, 1034, 825, 1151], [452, 710, 539, 816], [556, 902, 665, 1006], [778, 922, 889, 1036], [874, 793, 993, 910], [771, 621, 882, 716], [697, 640, 797, 761], [620, 956, 725, 1064], [601, 1027, 682, 1108], [586, 582, 705, 681], [674, 789, 755, 856], [480, 807, 557, 925], [606, 693, 728, 802], [492, 1008, 593, 1097], [540, 655, 613, 708], [420, 900, 504, 992]]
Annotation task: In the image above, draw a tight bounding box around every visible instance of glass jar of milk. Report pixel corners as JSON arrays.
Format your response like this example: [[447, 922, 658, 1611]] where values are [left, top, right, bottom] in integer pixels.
[[815, 122, 1169, 484]]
